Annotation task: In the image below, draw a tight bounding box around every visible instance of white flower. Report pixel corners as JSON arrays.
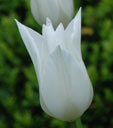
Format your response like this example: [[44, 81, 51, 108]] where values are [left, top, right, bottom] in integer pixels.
[[31, 0, 74, 28], [15, 8, 93, 121]]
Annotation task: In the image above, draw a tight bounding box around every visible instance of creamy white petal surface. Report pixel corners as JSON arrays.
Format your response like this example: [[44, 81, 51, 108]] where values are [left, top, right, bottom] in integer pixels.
[[16, 8, 93, 121], [31, 0, 74, 28], [40, 45, 93, 121]]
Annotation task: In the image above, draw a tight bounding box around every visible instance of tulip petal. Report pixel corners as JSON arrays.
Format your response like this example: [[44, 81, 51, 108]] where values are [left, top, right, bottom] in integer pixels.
[[42, 18, 55, 47], [56, 23, 64, 33], [15, 20, 42, 79], [51, 0, 74, 28], [40, 45, 93, 121], [42, 19, 65, 55], [58, 0, 74, 19], [41, 19, 55, 65], [55, 23, 66, 48], [31, 0, 59, 28], [65, 8, 82, 59], [40, 94, 54, 117]]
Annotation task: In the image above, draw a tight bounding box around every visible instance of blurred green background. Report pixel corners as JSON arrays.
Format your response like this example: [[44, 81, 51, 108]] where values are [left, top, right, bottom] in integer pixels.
[[0, 0, 113, 128]]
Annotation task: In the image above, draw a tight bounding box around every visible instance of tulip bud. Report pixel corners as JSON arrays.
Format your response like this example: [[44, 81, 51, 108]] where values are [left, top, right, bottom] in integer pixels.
[[31, 0, 74, 28]]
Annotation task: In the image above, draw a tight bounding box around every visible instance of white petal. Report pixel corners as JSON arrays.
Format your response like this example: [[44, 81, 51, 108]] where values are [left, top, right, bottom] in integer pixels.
[[55, 23, 66, 49], [65, 8, 82, 59], [31, 0, 59, 27], [40, 45, 93, 121], [42, 18, 55, 43], [40, 94, 54, 117], [58, 0, 74, 20], [42, 19, 65, 57], [41, 19, 55, 66], [54, 0, 74, 28], [56, 23, 64, 33], [15, 20, 42, 80]]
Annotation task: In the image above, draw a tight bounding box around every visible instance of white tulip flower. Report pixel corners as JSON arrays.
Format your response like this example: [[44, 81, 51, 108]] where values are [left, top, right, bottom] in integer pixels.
[[15, 8, 93, 121], [31, 0, 74, 28]]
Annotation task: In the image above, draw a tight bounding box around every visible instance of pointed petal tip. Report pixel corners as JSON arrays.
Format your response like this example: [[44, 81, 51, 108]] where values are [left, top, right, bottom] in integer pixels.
[[46, 17, 51, 24], [65, 7, 82, 31], [15, 19, 21, 25], [15, 19, 20, 26], [42, 17, 54, 31], [73, 7, 82, 22], [77, 7, 82, 17], [14, 19, 17, 22], [77, 7, 82, 14], [15, 19, 24, 29], [15, 20, 23, 32], [72, 7, 82, 30], [56, 23, 64, 32], [46, 17, 54, 28]]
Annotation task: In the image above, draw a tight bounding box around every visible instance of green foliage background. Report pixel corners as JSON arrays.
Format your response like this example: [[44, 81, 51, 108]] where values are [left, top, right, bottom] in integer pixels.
[[0, 0, 113, 128]]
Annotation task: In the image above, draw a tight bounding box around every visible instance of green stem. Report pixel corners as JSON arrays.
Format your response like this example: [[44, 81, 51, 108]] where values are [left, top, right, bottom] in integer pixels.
[[70, 118, 83, 128], [76, 118, 83, 128]]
